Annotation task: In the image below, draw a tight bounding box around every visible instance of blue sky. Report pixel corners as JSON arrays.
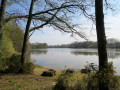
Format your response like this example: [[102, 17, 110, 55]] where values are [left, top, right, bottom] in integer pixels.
[[29, 0, 120, 45], [6, 0, 120, 45], [30, 13, 120, 45]]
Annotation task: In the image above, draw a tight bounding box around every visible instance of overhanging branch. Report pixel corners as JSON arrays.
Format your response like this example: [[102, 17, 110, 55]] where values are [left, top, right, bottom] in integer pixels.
[[5, 3, 87, 23], [29, 7, 61, 32]]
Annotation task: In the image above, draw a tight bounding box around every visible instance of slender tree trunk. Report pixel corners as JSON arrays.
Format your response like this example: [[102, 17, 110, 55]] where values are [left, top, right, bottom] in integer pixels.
[[0, 0, 7, 52], [95, 0, 108, 90], [19, 0, 35, 73]]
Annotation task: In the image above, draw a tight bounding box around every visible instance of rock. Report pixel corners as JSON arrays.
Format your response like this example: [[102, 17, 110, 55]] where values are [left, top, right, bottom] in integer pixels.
[[66, 68, 75, 74], [80, 68, 91, 74], [41, 69, 56, 77]]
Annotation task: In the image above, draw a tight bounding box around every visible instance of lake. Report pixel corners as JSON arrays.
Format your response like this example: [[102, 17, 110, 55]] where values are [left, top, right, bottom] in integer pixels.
[[30, 48, 120, 75]]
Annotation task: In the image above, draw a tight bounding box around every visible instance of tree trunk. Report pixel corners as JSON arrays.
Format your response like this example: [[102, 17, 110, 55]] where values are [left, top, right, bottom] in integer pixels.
[[19, 0, 35, 73], [0, 0, 7, 52], [95, 0, 108, 90]]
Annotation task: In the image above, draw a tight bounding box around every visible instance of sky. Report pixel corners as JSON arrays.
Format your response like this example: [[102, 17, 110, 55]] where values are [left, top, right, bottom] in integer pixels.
[[29, 0, 120, 45], [30, 13, 120, 45], [7, 0, 120, 45]]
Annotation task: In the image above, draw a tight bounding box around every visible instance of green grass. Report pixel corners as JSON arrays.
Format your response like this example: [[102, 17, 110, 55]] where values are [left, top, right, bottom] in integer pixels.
[[0, 65, 120, 90], [0, 65, 63, 90]]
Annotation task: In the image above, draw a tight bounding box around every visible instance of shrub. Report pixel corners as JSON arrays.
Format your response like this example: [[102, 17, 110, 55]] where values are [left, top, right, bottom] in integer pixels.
[[54, 69, 79, 90], [0, 53, 35, 74], [22, 62, 35, 74], [7, 53, 21, 73], [0, 53, 21, 73], [81, 68, 91, 74], [54, 72, 73, 90], [54, 62, 119, 90], [84, 62, 119, 90], [66, 68, 75, 74], [8, 54, 35, 74], [0, 52, 2, 69]]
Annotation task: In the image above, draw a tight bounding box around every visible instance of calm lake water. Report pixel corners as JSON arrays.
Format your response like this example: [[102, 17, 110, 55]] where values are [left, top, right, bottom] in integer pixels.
[[30, 48, 120, 75]]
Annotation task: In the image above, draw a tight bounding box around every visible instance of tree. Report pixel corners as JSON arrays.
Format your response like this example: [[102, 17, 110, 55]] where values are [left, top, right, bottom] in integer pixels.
[[0, 0, 88, 60], [4, 0, 87, 38], [0, 22, 24, 71], [2, 22, 24, 53], [19, 0, 35, 73], [0, 0, 7, 52], [0, 0, 91, 74], [9, 1, 87, 56], [31, 43, 48, 49], [107, 38, 119, 44], [95, 0, 108, 90]]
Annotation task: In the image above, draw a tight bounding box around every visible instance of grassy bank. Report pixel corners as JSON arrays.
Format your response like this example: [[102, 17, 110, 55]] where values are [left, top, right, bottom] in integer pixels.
[[0, 65, 120, 90], [0, 65, 62, 90]]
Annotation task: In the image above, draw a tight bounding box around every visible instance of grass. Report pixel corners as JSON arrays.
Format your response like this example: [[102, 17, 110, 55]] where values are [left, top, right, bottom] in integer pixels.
[[0, 65, 120, 90], [0, 65, 63, 90], [0, 74, 54, 89]]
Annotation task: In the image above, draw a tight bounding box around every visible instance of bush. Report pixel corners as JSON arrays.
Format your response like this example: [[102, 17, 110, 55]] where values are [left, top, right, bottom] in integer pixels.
[[0, 53, 35, 74], [54, 62, 119, 90], [66, 68, 75, 74], [8, 54, 35, 74], [54, 69, 80, 90], [54, 72, 73, 90], [0, 53, 21, 73], [7, 53, 21, 73], [84, 62, 119, 90], [0, 52, 1, 69], [22, 62, 35, 74]]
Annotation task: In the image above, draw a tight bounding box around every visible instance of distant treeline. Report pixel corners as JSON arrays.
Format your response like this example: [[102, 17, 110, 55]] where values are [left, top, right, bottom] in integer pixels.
[[49, 38, 120, 49], [31, 43, 48, 49]]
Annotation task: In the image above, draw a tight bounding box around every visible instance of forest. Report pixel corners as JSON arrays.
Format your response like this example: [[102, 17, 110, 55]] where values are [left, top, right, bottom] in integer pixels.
[[31, 43, 48, 49], [0, 0, 120, 90], [31, 38, 120, 49], [49, 38, 120, 48]]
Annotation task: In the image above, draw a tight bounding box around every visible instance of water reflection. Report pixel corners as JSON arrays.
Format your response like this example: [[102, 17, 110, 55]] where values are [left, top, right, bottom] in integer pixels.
[[71, 50, 120, 59], [31, 48, 120, 75], [71, 51, 98, 56], [31, 49, 120, 59], [107, 52, 120, 59], [31, 49, 48, 54]]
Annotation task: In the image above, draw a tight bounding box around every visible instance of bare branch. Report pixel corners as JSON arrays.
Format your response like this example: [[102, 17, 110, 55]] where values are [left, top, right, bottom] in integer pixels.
[[29, 7, 61, 32], [5, 0, 91, 40], [50, 22, 87, 40], [5, 3, 87, 23]]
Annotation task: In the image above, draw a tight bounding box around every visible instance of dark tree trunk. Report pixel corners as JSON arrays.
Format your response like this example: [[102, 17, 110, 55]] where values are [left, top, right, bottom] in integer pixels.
[[0, 0, 7, 52], [19, 0, 35, 73], [95, 0, 108, 90]]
